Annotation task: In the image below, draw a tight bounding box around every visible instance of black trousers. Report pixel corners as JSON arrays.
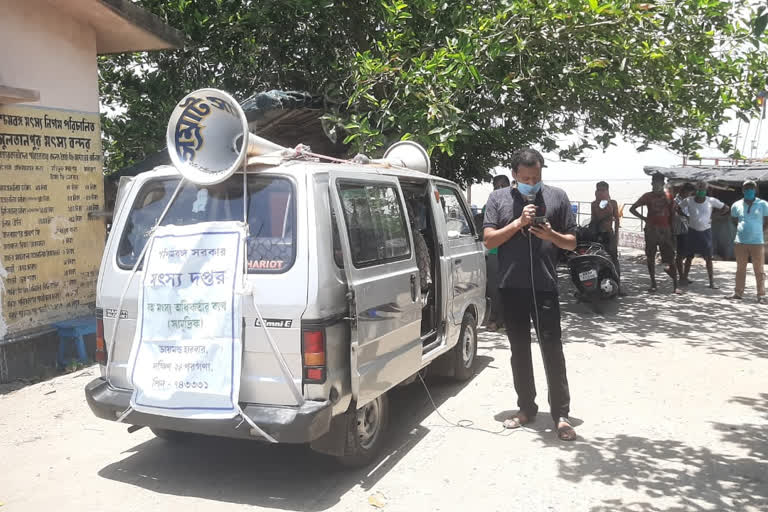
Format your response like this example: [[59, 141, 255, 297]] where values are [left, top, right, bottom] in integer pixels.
[[499, 289, 571, 422], [596, 231, 621, 278]]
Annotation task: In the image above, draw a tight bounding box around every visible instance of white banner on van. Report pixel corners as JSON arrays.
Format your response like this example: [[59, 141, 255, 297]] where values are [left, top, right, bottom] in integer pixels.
[[126, 221, 245, 419]]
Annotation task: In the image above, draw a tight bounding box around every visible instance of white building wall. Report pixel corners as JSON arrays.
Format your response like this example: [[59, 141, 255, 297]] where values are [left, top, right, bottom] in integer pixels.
[[0, 0, 98, 112]]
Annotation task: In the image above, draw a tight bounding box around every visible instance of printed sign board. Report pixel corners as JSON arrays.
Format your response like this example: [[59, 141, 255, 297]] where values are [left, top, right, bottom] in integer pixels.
[[127, 222, 245, 419], [0, 105, 104, 337]]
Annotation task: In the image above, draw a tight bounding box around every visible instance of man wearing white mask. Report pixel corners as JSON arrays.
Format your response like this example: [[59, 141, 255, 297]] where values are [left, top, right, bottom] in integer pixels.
[[483, 148, 577, 441]]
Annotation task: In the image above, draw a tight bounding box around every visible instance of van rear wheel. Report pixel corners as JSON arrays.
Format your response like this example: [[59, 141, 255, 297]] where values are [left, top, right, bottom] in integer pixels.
[[453, 311, 478, 381], [336, 393, 389, 467]]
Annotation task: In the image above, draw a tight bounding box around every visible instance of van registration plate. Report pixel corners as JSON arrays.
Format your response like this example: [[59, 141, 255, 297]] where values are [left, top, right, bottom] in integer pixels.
[[579, 269, 598, 281]]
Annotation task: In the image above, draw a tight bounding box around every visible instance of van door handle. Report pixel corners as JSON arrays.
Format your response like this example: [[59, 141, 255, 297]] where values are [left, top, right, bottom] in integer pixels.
[[410, 274, 417, 302], [454, 259, 462, 265]]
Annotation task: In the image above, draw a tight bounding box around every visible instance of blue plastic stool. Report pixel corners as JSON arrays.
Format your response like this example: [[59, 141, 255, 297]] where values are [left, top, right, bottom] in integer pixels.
[[54, 317, 96, 368]]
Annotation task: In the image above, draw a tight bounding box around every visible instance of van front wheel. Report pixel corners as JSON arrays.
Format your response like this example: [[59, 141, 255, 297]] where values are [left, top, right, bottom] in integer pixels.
[[336, 393, 389, 467], [453, 311, 478, 381]]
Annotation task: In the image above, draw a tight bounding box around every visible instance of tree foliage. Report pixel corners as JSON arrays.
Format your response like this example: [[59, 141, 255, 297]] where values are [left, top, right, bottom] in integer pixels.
[[99, 0, 380, 173], [101, 0, 768, 184]]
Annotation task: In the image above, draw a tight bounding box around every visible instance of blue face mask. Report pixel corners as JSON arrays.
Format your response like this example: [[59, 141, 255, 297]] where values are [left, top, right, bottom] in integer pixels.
[[744, 189, 756, 201], [517, 181, 542, 197]]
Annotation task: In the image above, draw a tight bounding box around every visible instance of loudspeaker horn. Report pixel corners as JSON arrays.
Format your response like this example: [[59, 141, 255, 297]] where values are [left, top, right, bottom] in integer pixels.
[[236, 132, 287, 157], [166, 88, 249, 185], [382, 140, 431, 174]]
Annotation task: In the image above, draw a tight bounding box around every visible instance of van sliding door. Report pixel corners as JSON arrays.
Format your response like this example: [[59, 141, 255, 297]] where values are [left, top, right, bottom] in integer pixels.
[[328, 172, 422, 407]]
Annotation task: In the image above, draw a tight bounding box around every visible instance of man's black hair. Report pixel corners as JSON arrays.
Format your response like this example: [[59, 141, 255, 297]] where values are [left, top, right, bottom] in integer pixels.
[[492, 175, 511, 187], [511, 148, 545, 172], [596, 181, 609, 190], [651, 172, 665, 183]]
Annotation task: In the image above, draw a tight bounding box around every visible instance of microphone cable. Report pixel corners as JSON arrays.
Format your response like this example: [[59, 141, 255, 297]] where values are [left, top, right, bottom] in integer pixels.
[[414, 196, 545, 437]]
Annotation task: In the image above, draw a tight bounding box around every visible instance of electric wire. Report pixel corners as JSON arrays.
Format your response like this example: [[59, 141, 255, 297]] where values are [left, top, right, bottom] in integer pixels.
[[417, 372, 516, 436]]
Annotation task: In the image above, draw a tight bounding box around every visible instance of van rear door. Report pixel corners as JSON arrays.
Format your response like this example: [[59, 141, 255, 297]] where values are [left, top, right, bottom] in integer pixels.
[[102, 172, 305, 406], [328, 172, 422, 407]]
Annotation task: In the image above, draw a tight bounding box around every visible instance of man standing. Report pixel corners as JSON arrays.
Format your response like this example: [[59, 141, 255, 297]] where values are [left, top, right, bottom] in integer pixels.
[[483, 148, 577, 441], [484, 174, 511, 331], [673, 183, 695, 282], [730, 179, 768, 303], [630, 173, 680, 293], [678, 181, 729, 288], [590, 181, 620, 271]]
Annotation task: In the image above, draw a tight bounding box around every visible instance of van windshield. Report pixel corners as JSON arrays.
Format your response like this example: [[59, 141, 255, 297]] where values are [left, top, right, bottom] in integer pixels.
[[117, 175, 296, 273]]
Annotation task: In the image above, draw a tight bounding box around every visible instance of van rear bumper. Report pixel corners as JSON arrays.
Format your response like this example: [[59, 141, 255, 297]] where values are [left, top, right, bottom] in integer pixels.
[[84, 377, 332, 443]]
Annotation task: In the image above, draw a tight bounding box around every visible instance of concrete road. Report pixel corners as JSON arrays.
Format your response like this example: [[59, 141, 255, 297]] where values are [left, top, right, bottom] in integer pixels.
[[1, 252, 766, 511]]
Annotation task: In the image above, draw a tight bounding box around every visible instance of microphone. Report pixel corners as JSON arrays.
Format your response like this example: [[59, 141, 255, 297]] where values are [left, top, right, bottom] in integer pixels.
[[521, 194, 536, 234]]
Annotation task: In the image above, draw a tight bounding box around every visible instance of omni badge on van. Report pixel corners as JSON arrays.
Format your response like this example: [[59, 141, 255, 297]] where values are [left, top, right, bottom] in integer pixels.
[[254, 319, 293, 328]]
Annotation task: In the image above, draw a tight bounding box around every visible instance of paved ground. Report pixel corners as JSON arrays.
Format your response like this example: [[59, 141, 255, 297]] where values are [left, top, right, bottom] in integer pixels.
[[1, 251, 766, 511]]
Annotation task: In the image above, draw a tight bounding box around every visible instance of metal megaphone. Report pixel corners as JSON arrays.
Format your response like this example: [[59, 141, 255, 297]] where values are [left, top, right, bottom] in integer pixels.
[[166, 88, 285, 185], [381, 141, 431, 174]]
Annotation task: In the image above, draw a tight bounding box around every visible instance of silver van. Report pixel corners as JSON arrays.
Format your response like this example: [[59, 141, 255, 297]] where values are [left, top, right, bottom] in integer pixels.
[[85, 93, 485, 467]]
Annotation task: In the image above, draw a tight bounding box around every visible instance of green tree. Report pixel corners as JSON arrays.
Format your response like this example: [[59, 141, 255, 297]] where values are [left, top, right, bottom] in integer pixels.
[[100, 0, 379, 174], [101, 1, 768, 185]]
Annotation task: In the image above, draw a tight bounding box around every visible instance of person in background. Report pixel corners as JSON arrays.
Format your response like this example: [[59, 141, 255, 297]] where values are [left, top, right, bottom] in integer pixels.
[[630, 173, 680, 294], [590, 181, 620, 273], [483, 174, 511, 331], [672, 183, 695, 281], [730, 179, 768, 303], [405, 201, 432, 299], [678, 181, 729, 288], [483, 148, 577, 441]]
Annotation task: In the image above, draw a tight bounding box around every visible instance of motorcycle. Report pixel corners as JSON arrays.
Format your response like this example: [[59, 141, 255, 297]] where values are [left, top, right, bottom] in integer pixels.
[[568, 211, 620, 313], [567, 242, 619, 313]]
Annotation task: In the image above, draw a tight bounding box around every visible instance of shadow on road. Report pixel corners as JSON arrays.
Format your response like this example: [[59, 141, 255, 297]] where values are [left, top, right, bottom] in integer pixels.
[[535, 392, 768, 512], [559, 253, 768, 359], [97, 356, 492, 511]]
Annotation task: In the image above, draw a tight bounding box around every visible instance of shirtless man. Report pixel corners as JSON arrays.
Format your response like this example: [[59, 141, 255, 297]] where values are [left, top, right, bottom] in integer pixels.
[[590, 181, 620, 271], [630, 173, 680, 293]]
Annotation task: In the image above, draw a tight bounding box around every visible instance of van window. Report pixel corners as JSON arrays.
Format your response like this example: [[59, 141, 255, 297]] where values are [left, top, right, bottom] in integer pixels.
[[437, 187, 474, 238], [337, 182, 411, 268], [117, 176, 296, 273]]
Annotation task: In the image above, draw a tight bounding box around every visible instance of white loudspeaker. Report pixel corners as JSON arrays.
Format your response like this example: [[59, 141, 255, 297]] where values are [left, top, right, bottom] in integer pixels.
[[383, 140, 431, 174], [237, 132, 287, 157], [166, 88, 249, 185]]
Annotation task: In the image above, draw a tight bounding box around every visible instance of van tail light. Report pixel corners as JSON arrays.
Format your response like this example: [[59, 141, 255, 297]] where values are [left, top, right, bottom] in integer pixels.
[[95, 309, 107, 365], [302, 329, 326, 384]]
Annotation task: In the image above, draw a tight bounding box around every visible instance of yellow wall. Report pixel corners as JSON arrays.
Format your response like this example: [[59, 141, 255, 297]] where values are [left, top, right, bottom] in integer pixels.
[[0, 106, 104, 335]]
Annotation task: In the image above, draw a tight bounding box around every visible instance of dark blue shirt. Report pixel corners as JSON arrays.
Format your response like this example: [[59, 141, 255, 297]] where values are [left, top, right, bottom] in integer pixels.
[[483, 184, 576, 293]]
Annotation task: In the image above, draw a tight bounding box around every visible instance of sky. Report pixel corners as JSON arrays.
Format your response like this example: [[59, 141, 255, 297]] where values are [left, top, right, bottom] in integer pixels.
[[469, 114, 768, 206]]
